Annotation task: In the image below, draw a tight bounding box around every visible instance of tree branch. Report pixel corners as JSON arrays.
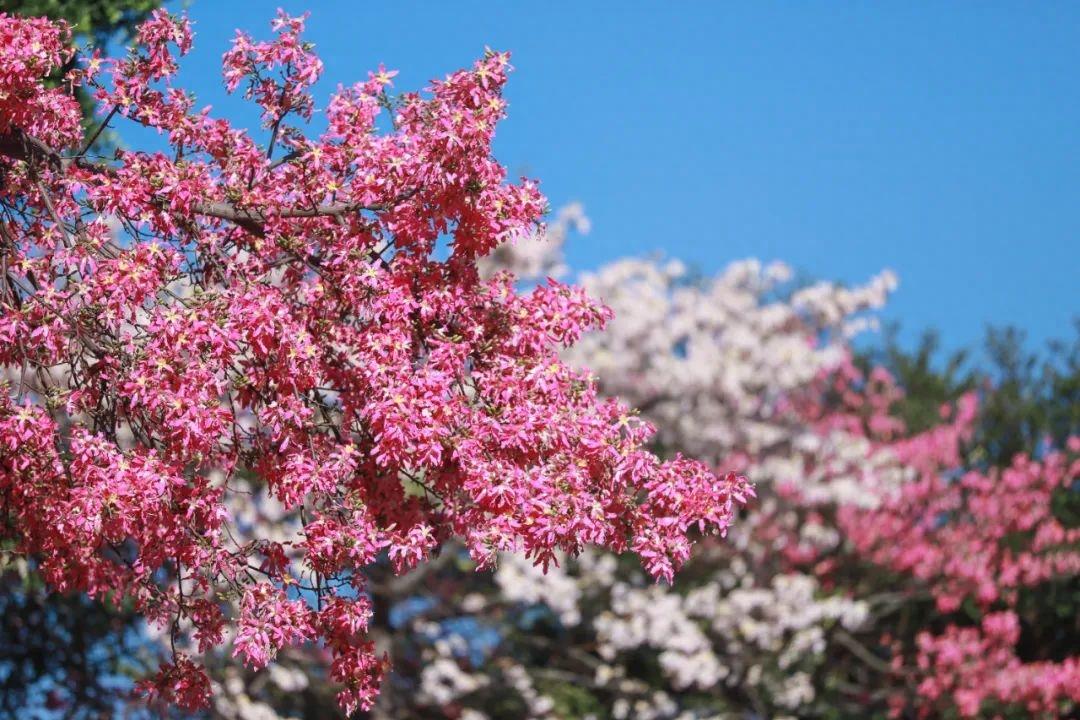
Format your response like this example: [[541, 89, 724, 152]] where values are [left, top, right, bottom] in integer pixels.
[[0, 130, 418, 237], [834, 628, 907, 677]]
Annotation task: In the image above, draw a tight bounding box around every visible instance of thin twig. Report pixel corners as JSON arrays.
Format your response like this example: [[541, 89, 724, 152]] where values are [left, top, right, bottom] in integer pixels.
[[77, 104, 119, 157]]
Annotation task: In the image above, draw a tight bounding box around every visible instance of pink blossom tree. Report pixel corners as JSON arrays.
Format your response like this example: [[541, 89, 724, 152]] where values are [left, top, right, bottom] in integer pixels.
[[0, 11, 750, 714]]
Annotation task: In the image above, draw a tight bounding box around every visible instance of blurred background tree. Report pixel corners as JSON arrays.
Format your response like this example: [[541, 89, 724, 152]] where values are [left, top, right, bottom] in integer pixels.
[[859, 321, 1080, 698], [862, 322, 1080, 463]]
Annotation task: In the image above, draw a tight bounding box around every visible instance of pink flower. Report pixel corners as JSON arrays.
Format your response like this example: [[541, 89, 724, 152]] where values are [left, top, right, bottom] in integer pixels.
[[136, 655, 211, 712], [234, 584, 316, 669]]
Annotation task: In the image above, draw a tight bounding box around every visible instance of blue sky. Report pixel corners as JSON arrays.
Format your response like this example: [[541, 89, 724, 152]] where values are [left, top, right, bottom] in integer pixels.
[[156, 1, 1077, 353]]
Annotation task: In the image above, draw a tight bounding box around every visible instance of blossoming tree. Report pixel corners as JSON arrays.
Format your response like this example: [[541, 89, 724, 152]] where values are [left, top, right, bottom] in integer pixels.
[[0, 11, 750, 714]]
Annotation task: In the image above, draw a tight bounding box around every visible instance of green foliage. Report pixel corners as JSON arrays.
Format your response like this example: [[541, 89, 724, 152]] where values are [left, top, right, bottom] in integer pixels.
[[534, 680, 606, 719], [860, 326, 975, 434], [861, 320, 1080, 466], [978, 323, 1080, 465]]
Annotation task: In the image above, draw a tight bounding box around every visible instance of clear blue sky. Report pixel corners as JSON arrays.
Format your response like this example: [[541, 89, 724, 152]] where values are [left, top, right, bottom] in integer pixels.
[[159, 1, 1078, 353]]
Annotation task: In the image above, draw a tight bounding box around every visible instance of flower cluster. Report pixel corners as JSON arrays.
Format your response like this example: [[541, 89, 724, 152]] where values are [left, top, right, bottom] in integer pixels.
[[844, 438, 1080, 614], [913, 611, 1080, 718], [0, 13, 81, 146]]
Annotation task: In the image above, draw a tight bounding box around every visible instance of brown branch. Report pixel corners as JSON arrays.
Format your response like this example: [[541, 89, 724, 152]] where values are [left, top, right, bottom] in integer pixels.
[[0, 130, 419, 237], [0, 132, 68, 179], [30, 175, 72, 249], [189, 194, 414, 237], [77, 105, 120, 158], [834, 628, 908, 677]]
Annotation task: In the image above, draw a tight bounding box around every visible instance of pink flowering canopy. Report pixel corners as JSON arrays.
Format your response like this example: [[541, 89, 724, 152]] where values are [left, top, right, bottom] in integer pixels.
[[0, 10, 750, 713]]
